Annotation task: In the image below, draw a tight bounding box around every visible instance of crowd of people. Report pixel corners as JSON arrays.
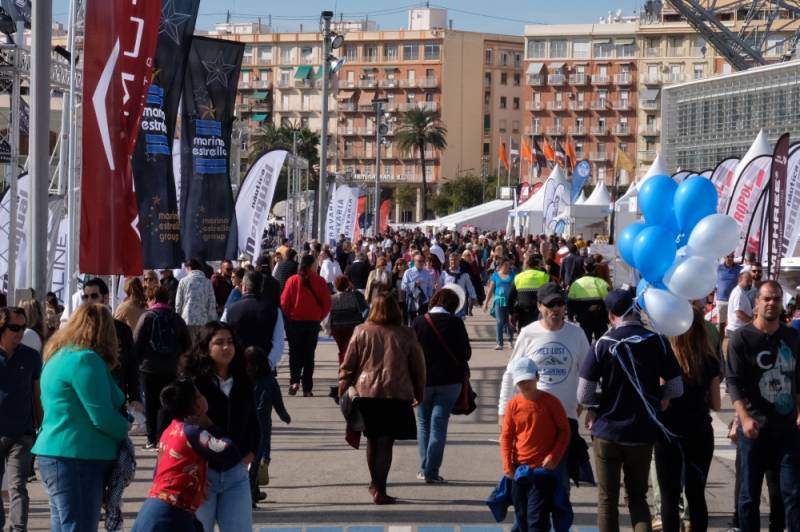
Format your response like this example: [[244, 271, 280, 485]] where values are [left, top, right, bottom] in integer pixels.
[[0, 224, 797, 532]]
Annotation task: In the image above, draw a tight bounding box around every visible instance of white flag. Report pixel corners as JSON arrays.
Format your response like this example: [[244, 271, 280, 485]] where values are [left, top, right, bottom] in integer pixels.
[[235, 150, 288, 260]]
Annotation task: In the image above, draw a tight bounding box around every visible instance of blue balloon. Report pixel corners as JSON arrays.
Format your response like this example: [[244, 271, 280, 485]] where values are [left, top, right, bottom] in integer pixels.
[[639, 175, 678, 232], [633, 226, 678, 284], [673, 176, 719, 235], [617, 222, 647, 268]]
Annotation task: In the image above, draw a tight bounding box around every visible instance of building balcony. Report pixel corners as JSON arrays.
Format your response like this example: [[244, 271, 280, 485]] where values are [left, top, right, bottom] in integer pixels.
[[546, 126, 565, 136], [690, 46, 705, 57], [645, 47, 660, 57], [339, 80, 357, 89], [338, 102, 356, 112], [342, 150, 364, 159], [379, 79, 400, 88], [589, 152, 610, 162], [358, 79, 378, 89], [548, 73, 566, 85], [546, 101, 565, 111], [612, 100, 632, 111], [294, 79, 318, 89], [525, 125, 544, 136], [640, 99, 659, 110], [526, 74, 545, 86], [639, 150, 657, 161], [591, 125, 610, 136], [612, 124, 631, 136], [525, 101, 544, 111], [569, 101, 589, 111], [590, 99, 610, 111], [568, 126, 588, 136], [275, 80, 293, 89], [419, 77, 439, 88], [667, 47, 684, 56], [614, 73, 633, 85], [397, 101, 438, 112], [639, 124, 660, 136], [340, 129, 359, 136], [569, 73, 588, 85], [239, 79, 272, 90], [591, 75, 611, 86], [641, 74, 663, 86]]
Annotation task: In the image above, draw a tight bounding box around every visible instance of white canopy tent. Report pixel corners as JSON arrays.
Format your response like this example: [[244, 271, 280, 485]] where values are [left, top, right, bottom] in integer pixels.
[[584, 182, 611, 206], [574, 191, 587, 205], [417, 199, 514, 231]]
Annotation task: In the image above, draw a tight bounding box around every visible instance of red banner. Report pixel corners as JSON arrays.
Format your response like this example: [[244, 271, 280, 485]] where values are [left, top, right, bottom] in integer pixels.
[[80, 0, 160, 274], [379, 199, 392, 233], [353, 196, 367, 242]]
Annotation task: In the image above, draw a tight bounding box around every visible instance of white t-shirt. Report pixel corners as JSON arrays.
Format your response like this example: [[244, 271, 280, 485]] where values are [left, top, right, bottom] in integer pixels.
[[498, 320, 590, 419], [726, 285, 753, 333]]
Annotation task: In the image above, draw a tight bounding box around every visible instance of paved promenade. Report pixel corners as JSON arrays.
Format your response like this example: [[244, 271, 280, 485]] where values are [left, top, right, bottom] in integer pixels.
[[22, 310, 748, 531]]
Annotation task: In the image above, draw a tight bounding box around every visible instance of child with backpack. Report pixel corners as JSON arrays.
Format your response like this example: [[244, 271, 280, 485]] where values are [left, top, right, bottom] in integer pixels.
[[131, 379, 240, 531], [244, 346, 291, 506]]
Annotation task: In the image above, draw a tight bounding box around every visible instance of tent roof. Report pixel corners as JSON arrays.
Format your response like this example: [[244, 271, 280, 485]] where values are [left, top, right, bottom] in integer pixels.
[[518, 166, 569, 213], [575, 191, 587, 205], [419, 199, 513, 229], [584, 182, 611, 206]]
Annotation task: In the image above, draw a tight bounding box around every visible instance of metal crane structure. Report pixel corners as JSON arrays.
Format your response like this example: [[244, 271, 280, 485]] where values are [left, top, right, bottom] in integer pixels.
[[662, 0, 800, 71]]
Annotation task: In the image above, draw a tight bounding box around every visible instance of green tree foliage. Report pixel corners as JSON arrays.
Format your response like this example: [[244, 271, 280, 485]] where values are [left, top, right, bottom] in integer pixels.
[[395, 108, 447, 220]]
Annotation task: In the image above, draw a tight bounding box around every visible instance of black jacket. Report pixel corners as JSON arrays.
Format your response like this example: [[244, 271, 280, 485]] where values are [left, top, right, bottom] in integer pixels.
[[133, 307, 191, 375], [194, 373, 260, 471], [412, 312, 471, 386], [225, 294, 279, 353], [111, 320, 139, 403], [560, 254, 585, 288], [274, 259, 298, 294], [346, 260, 372, 290], [160, 277, 179, 308]]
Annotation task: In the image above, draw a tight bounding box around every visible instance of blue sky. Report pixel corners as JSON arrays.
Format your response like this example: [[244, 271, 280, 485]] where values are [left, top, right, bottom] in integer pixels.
[[53, 1, 642, 34]]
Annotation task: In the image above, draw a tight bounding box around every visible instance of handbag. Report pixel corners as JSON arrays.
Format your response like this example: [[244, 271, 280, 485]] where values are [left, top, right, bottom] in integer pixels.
[[339, 385, 365, 431], [423, 314, 477, 415]]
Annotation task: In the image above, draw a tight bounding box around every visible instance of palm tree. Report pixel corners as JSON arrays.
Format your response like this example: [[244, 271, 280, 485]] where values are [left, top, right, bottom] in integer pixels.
[[395, 107, 447, 220]]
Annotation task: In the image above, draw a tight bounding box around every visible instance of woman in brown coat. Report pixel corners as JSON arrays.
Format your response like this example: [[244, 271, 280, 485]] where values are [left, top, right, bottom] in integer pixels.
[[339, 292, 425, 505]]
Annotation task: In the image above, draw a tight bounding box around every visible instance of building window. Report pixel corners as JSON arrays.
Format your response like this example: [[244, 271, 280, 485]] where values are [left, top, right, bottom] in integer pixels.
[[484, 92, 491, 104], [301, 46, 315, 64], [485, 48, 493, 65], [280, 47, 293, 64], [259, 45, 272, 64], [483, 114, 491, 130], [484, 72, 491, 86], [424, 42, 440, 60], [513, 73, 521, 86], [499, 119, 507, 133], [384, 45, 398, 61], [669, 63, 683, 82], [693, 63, 704, 79], [300, 117, 309, 129], [512, 97, 520, 109], [243, 45, 254, 64], [364, 45, 377, 63], [483, 142, 490, 154], [573, 39, 590, 59], [615, 42, 635, 57], [512, 120, 520, 133], [514, 53, 522, 68], [345, 46, 358, 62], [527, 40, 545, 58], [597, 166, 606, 182], [593, 42, 613, 58], [241, 70, 250, 83], [279, 69, 291, 84], [500, 52, 509, 66], [499, 96, 507, 109], [575, 142, 584, 156], [501, 72, 508, 85], [403, 43, 419, 61], [549, 39, 567, 58]]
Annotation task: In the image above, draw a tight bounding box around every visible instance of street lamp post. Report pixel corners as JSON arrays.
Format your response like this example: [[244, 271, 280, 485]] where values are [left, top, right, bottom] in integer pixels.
[[317, 11, 333, 241], [373, 98, 388, 237]]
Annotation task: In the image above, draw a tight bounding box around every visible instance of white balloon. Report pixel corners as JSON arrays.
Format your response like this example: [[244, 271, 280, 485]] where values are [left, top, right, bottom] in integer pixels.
[[686, 214, 739, 259], [643, 288, 694, 337], [664, 255, 717, 300]]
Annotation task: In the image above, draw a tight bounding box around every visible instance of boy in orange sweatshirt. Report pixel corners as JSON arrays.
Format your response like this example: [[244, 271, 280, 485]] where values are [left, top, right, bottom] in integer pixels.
[[500, 357, 571, 532]]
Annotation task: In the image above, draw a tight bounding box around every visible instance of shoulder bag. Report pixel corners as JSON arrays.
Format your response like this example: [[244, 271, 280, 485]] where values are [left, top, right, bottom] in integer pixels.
[[423, 314, 477, 415]]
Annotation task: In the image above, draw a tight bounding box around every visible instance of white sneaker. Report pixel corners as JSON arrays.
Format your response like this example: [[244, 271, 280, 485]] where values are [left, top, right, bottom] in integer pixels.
[[494, 344, 503, 350], [416, 471, 425, 481]]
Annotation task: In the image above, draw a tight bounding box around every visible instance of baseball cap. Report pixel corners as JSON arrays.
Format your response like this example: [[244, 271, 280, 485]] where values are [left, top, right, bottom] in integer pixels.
[[511, 357, 539, 385], [604, 289, 633, 317], [537, 283, 565, 306]]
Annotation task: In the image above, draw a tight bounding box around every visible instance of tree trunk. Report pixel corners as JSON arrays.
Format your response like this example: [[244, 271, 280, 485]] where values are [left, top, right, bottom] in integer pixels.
[[419, 142, 427, 221]]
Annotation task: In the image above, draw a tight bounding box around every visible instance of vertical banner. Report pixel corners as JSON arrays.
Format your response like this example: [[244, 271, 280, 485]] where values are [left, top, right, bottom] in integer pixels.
[[726, 154, 772, 257], [767, 133, 790, 278], [80, 0, 161, 275], [0, 173, 29, 292], [49, 216, 69, 303], [782, 148, 800, 260], [571, 160, 591, 203], [710, 157, 740, 213], [132, 0, 200, 268], [179, 36, 244, 261], [543, 179, 568, 235], [379, 199, 392, 233], [353, 195, 367, 242], [235, 150, 288, 260], [324, 185, 360, 246]]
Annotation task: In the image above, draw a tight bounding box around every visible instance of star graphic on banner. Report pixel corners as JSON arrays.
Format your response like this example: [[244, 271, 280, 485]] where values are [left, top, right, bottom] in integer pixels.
[[159, 0, 193, 46], [199, 101, 217, 119], [202, 51, 237, 88], [152, 195, 161, 207]]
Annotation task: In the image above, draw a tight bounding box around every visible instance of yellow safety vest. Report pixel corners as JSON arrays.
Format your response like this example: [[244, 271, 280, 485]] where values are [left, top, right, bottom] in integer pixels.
[[514, 269, 550, 290], [568, 275, 609, 301]]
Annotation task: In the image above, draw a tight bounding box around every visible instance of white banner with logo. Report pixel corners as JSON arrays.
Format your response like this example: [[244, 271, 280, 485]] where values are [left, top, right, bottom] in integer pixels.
[[235, 150, 288, 260], [725, 155, 772, 257], [325, 185, 360, 246], [782, 148, 800, 258], [0, 173, 29, 293], [710, 157, 740, 214]]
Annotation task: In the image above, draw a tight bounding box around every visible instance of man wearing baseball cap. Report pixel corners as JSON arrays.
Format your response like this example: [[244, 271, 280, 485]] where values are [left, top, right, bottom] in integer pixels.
[[578, 289, 683, 532]]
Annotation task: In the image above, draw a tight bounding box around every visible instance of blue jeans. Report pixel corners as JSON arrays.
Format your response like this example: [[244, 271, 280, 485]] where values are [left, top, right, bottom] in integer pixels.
[[737, 425, 800, 532], [415, 383, 462, 479], [195, 463, 252, 532], [131, 498, 201, 532], [512, 472, 557, 532], [37, 456, 113, 532], [495, 304, 513, 346]]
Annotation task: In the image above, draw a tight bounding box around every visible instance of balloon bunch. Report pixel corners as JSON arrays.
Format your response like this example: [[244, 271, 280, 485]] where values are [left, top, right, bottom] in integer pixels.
[[617, 175, 739, 337]]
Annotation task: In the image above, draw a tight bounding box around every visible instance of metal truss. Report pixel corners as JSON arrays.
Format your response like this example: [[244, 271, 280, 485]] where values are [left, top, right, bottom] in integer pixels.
[[665, 0, 800, 70]]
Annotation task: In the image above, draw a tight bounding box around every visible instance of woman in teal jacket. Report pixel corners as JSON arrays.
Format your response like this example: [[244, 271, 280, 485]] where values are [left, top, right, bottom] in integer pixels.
[[33, 303, 129, 532]]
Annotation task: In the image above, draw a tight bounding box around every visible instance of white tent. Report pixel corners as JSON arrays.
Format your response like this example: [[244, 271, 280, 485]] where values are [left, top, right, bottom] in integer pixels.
[[574, 191, 587, 205], [418, 199, 513, 231], [584, 182, 611, 206]]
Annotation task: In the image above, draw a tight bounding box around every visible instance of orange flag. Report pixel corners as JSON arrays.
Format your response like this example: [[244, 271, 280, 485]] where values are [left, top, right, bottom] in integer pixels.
[[521, 137, 533, 163], [499, 142, 510, 171], [543, 137, 555, 163], [566, 138, 577, 170]]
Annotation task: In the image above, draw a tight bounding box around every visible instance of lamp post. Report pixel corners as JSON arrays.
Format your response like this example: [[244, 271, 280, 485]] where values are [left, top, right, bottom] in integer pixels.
[[373, 98, 388, 237], [316, 11, 333, 240]]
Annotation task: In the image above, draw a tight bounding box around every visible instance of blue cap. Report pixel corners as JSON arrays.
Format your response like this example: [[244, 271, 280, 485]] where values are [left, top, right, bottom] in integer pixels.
[[511, 357, 539, 385], [604, 288, 634, 317]]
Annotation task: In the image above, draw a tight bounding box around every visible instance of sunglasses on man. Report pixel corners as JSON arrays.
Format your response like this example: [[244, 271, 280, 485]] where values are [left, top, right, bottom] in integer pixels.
[[3, 324, 25, 332], [543, 299, 565, 308]]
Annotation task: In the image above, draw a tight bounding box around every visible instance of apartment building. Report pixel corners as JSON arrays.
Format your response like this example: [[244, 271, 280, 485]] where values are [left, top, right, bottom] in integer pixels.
[[216, 9, 522, 222], [523, 21, 639, 186]]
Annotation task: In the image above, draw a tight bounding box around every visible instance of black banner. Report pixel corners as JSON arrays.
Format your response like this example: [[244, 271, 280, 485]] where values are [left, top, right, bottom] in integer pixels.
[[132, 0, 200, 268], [768, 133, 790, 279], [179, 36, 244, 261]]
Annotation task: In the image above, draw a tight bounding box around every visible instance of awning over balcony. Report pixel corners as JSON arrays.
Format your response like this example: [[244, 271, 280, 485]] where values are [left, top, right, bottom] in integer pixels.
[[615, 38, 634, 45], [592, 38, 611, 44], [548, 62, 564, 70], [338, 90, 355, 100], [526, 62, 544, 75], [641, 88, 660, 100], [249, 91, 268, 100], [294, 65, 313, 79], [358, 91, 374, 105], [251, 113, 268, 122]]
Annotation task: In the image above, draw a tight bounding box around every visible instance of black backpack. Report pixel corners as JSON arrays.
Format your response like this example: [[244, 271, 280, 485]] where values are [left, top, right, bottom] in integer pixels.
[[148, 309, 179, 356]]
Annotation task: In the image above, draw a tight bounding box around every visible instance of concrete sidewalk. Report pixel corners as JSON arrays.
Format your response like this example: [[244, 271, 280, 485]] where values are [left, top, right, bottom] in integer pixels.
[[20, 310, 749, 531]]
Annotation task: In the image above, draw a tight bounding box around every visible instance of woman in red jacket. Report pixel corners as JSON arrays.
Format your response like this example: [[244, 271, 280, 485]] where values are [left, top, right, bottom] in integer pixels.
[[280, 254, 332, 396]]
